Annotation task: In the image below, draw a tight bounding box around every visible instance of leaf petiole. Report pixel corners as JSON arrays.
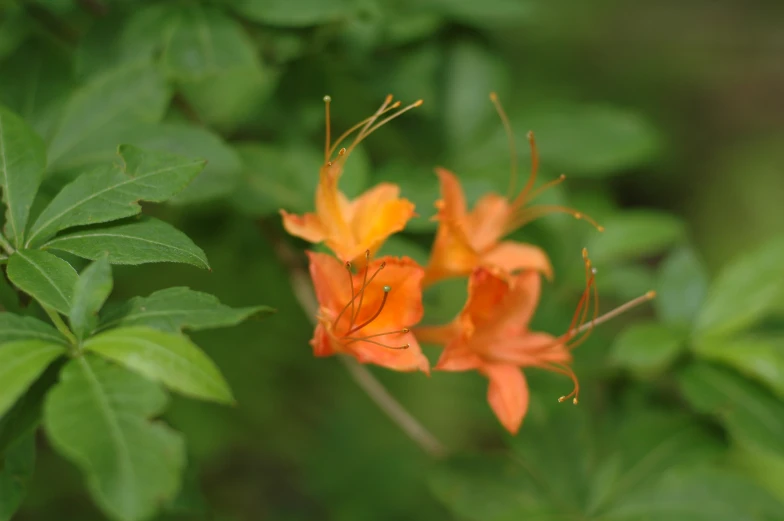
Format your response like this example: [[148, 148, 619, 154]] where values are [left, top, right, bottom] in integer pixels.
[[42, 304, 79, 351]]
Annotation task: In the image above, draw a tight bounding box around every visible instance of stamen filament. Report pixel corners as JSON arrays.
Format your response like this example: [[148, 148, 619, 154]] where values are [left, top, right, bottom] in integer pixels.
[[331, 253, 385, 331], [344, 337, 410, 350], [323, 95, 332, 163], [541, 362, 580, 404], [346, 286, 391, 336], [346, 328, 410, 342], [352, 250, 373, 328], [505, 204, 604, 235], [570, 290, 656, 336], [524, 174, 566, 204], [511, 131, 540, 208], [327, 97, 401, 159], [489, 92, 519, 199], [356, 100, 423, 152]]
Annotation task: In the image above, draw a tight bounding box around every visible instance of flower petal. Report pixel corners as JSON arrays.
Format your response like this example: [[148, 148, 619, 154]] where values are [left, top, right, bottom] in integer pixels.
[[486, 331, 571, 367], [345, 183, 415, 263], [310, 323, 337, 357], [348, 331, 430, 373], [434, 341, 483, 371], [481, 363, 529, 434], [352, 256, 425, 331], [482, 241, 553, 280], [307, 251, 353, 315], [434, 167, 468, 222], [423, 224, 478, 286], [465, 194, 510, 251], [462, 267, 511, 330], [281, 210, 327, 244]]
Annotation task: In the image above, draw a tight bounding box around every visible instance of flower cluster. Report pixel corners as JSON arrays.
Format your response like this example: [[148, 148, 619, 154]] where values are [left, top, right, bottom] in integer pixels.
[[281, 93, 650, 434]]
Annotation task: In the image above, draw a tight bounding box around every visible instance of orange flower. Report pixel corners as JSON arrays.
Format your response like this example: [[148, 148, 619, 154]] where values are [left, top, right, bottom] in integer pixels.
[[423, 93, 603, 286], [416, 250, 599, 434], [282, 95, 421, 265], [308, 251, 430, 373]]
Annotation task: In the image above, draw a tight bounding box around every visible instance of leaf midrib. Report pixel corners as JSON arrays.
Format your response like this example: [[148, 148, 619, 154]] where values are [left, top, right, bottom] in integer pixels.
[[45, 231, 206, 266], [0, 114, 19, 243], [26, 160, 201, 247], [15, 251, 70, 311]]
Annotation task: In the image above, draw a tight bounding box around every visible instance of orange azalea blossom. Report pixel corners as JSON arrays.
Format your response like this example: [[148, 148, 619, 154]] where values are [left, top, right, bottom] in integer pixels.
[[308, 250, 430, 373], [282, 95, 421, 265], [423, 93, 603, 286], [416, 250, 601, 434]]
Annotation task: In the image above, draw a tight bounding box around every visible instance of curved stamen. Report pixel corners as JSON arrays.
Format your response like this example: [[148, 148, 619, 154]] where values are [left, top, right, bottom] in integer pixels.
[[511, 131, 540, 208], [327, 96, 400, 159], [345, 338, 410, 350], [344, 328, 411, 350], [489, 92, 520, 199], [331, 253, 386, 331], [323, 95, 332, 163], [355, 99, 423, 154], [505, 204, 604, 235], [352, 250, 373, 328], [549, 363, 580, 404], [346, 285, 391, 336], [524, 174, 566, 204]]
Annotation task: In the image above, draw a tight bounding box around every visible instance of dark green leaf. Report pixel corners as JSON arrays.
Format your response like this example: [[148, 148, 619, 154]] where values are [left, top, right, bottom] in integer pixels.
[[0, 433, 35, 521], [43, 356, 185, 521], [692, 334, 784, 399], [69, 257, 112, 341], [655, 247, 709, 326], [610, 321, 687, 375], [231, 0, 351, 27], [7, 250, 78, 314], [695, 237, 784, 339], [99, 287, 273, 333], [588, 210, 686, 264], [0, 313, 67, 345], [26, 145, 205, 247], [0, 339, 66, 418], [47, 64, 171, 169], [162, 5, 258, 81], [84, 326, 233, 404], [678, 363, 784, 456], [418, 0, 534, 26], [43, 217, 209, 269], [0, 106, 46, 248]]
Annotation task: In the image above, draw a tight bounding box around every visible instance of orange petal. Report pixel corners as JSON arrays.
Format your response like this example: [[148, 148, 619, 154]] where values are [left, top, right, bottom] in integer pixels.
[[423, 223, 479, 286], [461, 267, 511, 330], [485, 332, 571, 367], [413, 322, 461, 347], [434, 167, 467, 222], [434, 341, 483, 371], [352, 256, 425, 331], [481, 363, 529, 434], [482, 241, 553, 280], [465, 194, 510, 251], [346, 183, 415, 261], [348, 331, 430, 373], [307, 251, 352, 315], [280, 210, 327, 244], [310, 323, 337, 357]]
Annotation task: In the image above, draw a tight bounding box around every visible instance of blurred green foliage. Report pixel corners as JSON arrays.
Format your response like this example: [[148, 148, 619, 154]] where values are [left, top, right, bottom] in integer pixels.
[[1, 0, 784, 520]]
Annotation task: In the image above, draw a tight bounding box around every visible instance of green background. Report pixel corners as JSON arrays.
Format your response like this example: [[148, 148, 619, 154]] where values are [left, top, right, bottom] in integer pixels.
[[2, 0, 784, 520]]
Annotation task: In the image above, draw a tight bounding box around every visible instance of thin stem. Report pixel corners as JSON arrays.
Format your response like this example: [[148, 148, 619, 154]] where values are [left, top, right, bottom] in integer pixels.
[[42, 305, 78, 349], [0, 233, 15, 255], [569, 291, 656, 337], [266, 226, 448, 459]]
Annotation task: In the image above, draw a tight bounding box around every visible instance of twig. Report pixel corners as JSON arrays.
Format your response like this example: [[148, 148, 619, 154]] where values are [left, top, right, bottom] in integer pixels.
[[268, 229, 448, 458]]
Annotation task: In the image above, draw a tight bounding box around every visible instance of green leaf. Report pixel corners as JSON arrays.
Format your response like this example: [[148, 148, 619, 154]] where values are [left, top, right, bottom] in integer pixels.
[[678, 363, 784, 457], [44, 217, 209, 269], [0, 433, 35, 521], [692, 334, 784, 400], [588, 210, 686, 264], [43, 356, 185, 521], [231, 0, 351, 27], [47, 64, 171, 169], [0, 106, 47, 248], [231, 141, 369, 216], [0, 339, 66, 418], [162, 5, 258, 81], [84, 326, 233, 404], [515, 102, 660, 177], [730, 444, 784, 503], [99, 287, 273, 333], [7, 250, 78, 314], [69, 257, 112, 341], [418, 0, 534, 26], [610, 321, 687, 375], [655, 247, 709, 326], [695, 237, 784, 339], [0, 313, 67, 345], [26, 145, 205, 247]]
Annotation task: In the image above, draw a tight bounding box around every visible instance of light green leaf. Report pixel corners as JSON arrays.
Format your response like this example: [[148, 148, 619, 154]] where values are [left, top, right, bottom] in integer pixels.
[[0, 313, 67, 345], [26, 145, 205, 247], [162, 5, 258, 80], [610, 321, 687, 375], [231, 0, 351, 27], [730, 444, 784, 503], [47, 64, 171, 169], [0, 106, 47, 248], [588, 210, 686, 264], [678, 363, 784, 457], [7, 250, 78, 314], [70, 257, 112, 341], [99, 287, 273, 333], [43, 356, 185, 521], [231, 142, 369, 216], [695, 237, 784, 339], [692, 334, 784, 400], [44, 217, 209, 269], [0, 433, 35, 521], [49, 122, 241, 205], [84, 326, 233, 404], [0, 339, 66, 418], [655, 247, 709, 326]]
